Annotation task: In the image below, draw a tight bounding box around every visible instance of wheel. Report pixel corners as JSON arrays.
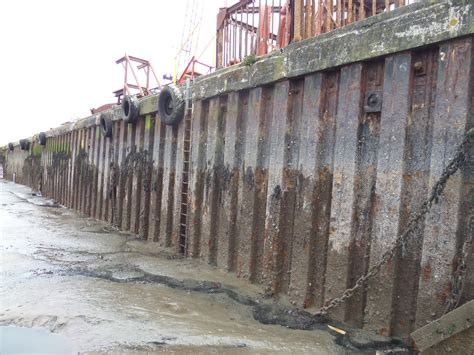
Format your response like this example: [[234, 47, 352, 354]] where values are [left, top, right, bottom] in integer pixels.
[[8, 143, 14, 151], [38, 132, 47, 146], [158, 85, 185, 126], [121, 95, 139, 124], [100, 112, 113, 138]]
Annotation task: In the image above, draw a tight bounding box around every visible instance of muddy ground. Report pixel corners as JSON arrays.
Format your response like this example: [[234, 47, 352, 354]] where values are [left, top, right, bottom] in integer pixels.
[[0, 180, 409, 354]]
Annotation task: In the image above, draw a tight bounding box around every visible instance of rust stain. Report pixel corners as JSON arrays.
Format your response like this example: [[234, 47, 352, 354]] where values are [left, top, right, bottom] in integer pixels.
[[422, 263, 432, 282], [436, 282, 452, 304], [415, 170, 424, 179]]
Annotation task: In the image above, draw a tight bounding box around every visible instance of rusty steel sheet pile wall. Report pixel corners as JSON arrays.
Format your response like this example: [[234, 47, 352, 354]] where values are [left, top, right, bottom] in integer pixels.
[[2, 0, 473, 340]]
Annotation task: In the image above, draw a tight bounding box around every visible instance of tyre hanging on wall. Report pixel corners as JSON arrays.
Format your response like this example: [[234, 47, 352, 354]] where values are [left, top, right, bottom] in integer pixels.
[[158, 84, 185, 126], [121, 95, 139, 124], [38, 132, 47, 146], [8, 143, 14, 151], [100, 112, 113, 138], [20, 139, 30, 151]]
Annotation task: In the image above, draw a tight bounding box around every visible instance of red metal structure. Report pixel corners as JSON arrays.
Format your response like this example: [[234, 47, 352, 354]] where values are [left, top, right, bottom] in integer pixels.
[[177, 56, 214, 84], [113, 54, 161, 103]]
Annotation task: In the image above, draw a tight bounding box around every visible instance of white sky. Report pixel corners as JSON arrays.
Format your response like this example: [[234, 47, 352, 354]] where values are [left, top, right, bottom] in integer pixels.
[[0, 0, 226, 145]]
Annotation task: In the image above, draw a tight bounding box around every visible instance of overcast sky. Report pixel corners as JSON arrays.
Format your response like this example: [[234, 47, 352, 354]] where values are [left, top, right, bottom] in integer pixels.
[[0, 0, 226, 145]]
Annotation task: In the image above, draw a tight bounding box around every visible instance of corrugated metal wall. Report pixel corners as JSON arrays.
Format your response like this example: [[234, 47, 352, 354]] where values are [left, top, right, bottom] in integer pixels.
[[3, 37, 473, 339]]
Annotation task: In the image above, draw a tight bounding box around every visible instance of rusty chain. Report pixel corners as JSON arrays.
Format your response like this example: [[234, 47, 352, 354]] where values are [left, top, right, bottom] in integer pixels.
[[444, 212, 473, 314], [315, 129, 474, 317]]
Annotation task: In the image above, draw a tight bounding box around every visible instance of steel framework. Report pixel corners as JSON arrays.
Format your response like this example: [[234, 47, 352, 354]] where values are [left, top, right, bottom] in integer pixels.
[[113, 54, 161, 103]]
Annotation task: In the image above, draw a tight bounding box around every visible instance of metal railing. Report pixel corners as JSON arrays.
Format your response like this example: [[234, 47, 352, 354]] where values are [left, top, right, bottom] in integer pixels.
[[216, 0, 416, 68]]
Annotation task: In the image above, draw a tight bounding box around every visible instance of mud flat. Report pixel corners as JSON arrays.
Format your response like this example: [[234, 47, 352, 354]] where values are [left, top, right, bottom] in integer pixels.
[[0, 181, 409, 353]]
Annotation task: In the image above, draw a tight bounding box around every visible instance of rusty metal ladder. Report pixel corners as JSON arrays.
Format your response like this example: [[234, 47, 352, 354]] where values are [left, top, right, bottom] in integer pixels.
[[178, 79, 193, 255]]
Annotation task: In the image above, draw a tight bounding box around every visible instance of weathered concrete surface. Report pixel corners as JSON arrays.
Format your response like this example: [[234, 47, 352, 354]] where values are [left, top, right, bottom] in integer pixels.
[[411, 300, 474, 354]]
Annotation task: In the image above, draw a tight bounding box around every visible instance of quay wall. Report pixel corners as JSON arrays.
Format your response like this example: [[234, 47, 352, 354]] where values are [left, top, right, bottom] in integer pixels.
[[3, 0, 473, 340]]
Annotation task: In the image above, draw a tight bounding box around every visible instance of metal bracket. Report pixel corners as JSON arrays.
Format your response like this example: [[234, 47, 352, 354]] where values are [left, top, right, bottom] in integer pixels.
[[364, 91, 383, 113], [413, 60, 427, 76]]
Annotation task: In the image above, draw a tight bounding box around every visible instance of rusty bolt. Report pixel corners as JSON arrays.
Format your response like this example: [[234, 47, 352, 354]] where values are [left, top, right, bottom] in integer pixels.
[[413, 61, 423, 72], [364, 91, 382, 113], [367, 94, 379, 107], [413, 60, 427, 77]]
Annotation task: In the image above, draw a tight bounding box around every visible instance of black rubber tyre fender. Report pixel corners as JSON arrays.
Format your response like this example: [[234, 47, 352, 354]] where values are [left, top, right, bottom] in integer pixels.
[[8, 143, 14, 151], [158, 85, 185, 126], [100, 112, 113, 138], [38, 132, 47, 146], [20, 139, 30, 151], [121, 95, 139, 124]]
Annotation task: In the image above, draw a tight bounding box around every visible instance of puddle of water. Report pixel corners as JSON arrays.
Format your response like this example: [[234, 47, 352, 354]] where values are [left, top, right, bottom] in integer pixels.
[[0, 326, 74, 354]]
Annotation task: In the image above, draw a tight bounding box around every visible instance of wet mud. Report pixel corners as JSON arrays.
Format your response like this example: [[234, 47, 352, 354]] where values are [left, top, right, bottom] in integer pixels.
[[0, 180, 411, 353]]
